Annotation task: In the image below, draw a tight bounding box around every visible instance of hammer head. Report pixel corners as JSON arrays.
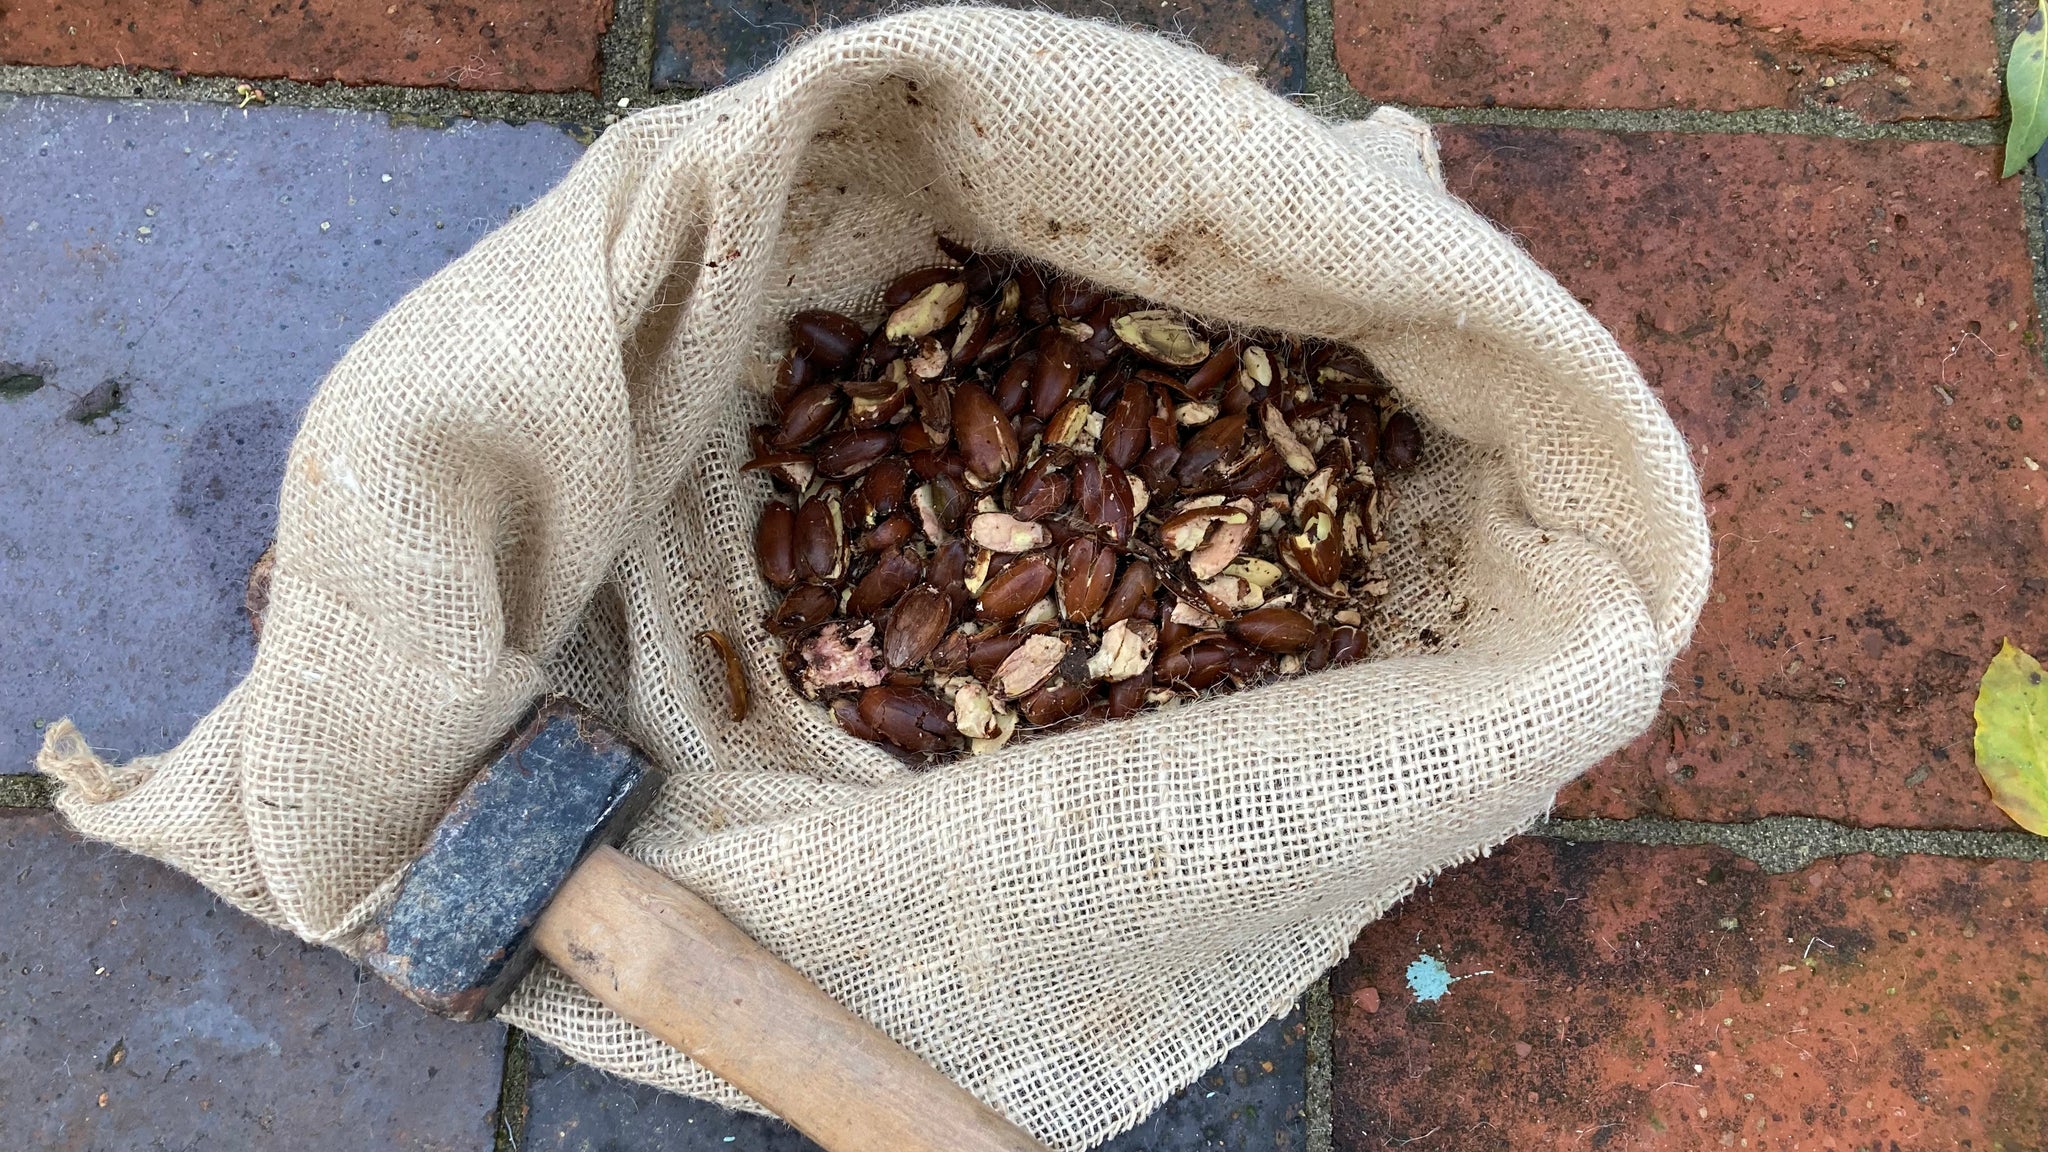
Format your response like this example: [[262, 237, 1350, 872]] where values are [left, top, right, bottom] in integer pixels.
[[364, 698, 665, 1021]]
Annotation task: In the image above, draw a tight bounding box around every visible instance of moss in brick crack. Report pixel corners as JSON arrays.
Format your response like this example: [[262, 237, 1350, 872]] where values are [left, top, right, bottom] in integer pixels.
[[64, 378, 123, 425], [0, 369, 45, 398], [386, 111, 452, 131], [0, 775, 56, 808], [492, 1028, 530, 1152]]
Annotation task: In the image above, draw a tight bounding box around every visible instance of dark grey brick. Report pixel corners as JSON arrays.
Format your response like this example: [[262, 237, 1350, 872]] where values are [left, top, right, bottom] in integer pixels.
[[524, 1041, 821, 1152], [0, 93, 589, 1150], [521, 1006, 1305, 1151], [0, 810, 506, 1151], [653, 0, 1307, 95]]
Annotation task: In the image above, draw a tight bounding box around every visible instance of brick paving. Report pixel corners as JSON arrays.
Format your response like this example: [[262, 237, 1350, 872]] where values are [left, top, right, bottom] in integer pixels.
[[1333, 0, 2001, 120], [1332, 838, 2048, 1151], [0, 0, 614, 91], [1, 810, 507, 1150], [526, 1009, 1306, 1151], [1429, 126, 2040, 832], [3, 0, 2045, 1149]]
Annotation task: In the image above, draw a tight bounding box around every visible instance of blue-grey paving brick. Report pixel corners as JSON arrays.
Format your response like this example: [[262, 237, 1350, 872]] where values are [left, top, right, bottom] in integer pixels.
[[522, 1006, 1305, 1151], [653, 0, 1307, 95], [0, 95, 586, 776], [1099, 1007, 1306, 1151], [0, 810, 506, 1151], [524, 1041, 823, 1152]]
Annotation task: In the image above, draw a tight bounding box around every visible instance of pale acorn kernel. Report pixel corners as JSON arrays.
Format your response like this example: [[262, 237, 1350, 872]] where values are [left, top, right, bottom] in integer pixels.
[[822, 497, 847, 581], [1175, 401, 1220, 427], [912, 484, 948, 543], [1128, 474, 1151, 518], [1295, 467, 1341, 522], [1202, 575, 1262, 611], [1111, 310, 1211, 366], [1086, 619, 1158, 681], [952, 680, 1001, 740], [1262, 403, 1317, 476], [909, 338, 949, 379], [995, 634, 1069, 697], [1294, 508, 1333, 548], [885, 281, 966, 340], [1224, 557, 1284, 588], [1333, 608, 1363, 626], [1188, 499, 1258, 581], [932, 673, 976, 697], [969, 708, 1020, 755], [1279, 654, 1304, 675], [970, 512, 1051, 553], [1163, 517, 1213, 555], [1020, 597, 1059, 628], [1238, 345, 1273, 388], [1341, 507, 1365, 556]]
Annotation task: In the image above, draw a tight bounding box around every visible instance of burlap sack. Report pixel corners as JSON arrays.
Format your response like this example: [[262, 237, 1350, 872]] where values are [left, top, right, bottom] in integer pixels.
[[38, 7, 1710, 1148]]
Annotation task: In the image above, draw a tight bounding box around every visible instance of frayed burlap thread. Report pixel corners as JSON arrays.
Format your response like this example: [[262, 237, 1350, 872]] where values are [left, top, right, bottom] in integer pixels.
[[40, 9, 1710, 1149]]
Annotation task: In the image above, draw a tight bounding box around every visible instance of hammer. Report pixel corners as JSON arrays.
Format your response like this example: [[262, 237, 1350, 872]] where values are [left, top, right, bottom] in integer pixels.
[[363, 697, 1051, 1152]]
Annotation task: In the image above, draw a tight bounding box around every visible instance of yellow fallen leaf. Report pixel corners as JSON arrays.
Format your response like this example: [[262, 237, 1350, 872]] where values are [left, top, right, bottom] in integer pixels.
[[2007, 0, 2048, 178], [1973, 639, 2048, 835]]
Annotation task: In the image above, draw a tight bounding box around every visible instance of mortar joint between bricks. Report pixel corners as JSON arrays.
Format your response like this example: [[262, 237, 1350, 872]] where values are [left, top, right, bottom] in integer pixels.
[[0, 62, 625, 130], [1303, 975, 1335, 1152], [0, 774, 57, 809], [1534, 815, 2048, 873]]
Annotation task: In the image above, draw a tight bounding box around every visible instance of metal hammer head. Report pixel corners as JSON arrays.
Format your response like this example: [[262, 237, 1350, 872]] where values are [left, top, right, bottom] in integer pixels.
[[364, 697, 665, 1021]]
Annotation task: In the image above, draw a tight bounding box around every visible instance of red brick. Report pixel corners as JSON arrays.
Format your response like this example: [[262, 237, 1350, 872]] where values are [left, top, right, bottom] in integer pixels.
[[0, 0, 611, 92], [1335, 0, 2000, 122], [1333, 838, 2048, 1151], [1432, 127, 2042, 831]]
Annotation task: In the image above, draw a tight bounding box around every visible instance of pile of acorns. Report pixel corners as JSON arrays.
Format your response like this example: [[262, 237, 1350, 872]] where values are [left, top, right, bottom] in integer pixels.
[[747, 240, 1420, 761]]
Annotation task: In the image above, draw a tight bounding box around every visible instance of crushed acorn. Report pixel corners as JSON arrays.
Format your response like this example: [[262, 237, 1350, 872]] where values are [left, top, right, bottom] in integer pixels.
[[747, 238, 1420, 762]]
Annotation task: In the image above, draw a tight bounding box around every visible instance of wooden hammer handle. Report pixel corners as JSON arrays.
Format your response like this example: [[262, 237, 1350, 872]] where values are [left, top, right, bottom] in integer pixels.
[[532, 846, 1053, 1152]]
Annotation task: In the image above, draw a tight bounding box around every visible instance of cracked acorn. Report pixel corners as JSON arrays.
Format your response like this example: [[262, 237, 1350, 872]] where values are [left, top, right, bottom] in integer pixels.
[[747, 239, 1420, 761]]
